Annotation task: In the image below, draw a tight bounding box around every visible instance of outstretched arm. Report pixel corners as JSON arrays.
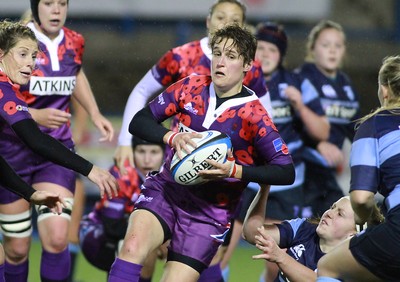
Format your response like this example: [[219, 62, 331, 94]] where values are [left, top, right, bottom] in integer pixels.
[[242, 185, 280, 244], [253, 227, 318, 282], [12, 119, 118, 198]]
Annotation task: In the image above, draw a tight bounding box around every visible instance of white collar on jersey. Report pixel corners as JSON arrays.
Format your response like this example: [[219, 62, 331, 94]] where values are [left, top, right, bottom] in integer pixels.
[[200, 37, 212, 60], [202, 82, 258, 128], [27, 22, 64, 71]]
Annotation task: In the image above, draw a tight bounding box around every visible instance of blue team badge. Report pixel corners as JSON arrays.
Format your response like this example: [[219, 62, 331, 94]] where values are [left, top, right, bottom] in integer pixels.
[[273, 138, 283, 152]]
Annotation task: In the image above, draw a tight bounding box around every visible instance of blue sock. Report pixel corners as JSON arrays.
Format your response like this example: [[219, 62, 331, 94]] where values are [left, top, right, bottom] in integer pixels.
[[41, 248, 70, 281], [5, 259, 28, 282], [316, 277, 341, 282], [108, 258, 142, 282], [0, 263, 4, 282], [198, 263, 223, 282]]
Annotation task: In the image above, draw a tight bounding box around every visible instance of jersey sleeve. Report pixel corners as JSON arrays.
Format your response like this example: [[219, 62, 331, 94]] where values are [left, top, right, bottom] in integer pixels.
[[301, 78, 325, 116], [0, 81, 32, 126], [151, 48, 181, 87], [349, 117, 380, 193], [254, 113, 293, 166], [277, 218, 307, 248]]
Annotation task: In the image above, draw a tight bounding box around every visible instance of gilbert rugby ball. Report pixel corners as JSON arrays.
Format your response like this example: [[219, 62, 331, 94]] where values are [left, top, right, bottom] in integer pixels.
[[170, 130, 232, 185]]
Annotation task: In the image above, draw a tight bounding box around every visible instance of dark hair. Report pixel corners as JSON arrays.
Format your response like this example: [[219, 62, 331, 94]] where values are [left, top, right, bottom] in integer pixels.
[[30, 0, 69, 25], [209, 0, 247, 22], [0, 20, 37, 54], [255, 22, 288, 58], [210, 24, 256, 66], [131, 136, 165, 151]]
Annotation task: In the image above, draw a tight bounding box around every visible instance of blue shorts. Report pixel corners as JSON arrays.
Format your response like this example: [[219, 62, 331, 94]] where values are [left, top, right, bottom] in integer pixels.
[[135, 177, 231, 273], [349, 205, 400, 281]]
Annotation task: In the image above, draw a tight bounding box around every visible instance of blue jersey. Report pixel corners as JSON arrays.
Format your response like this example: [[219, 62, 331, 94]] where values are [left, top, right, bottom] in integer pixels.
[[267, 68, 324, 191], [297, 63, 360, 167], [269, 68, 325, 164], [350, 111, 400, 209], [276, 218, 324, 282]]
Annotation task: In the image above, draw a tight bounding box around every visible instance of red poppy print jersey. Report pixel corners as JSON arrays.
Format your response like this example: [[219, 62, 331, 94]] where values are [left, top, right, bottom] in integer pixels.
[[0, 71, 34, 166], [20, 23, 84, 146], [148, 75, 292, 206], [151, 37, 267, 100]]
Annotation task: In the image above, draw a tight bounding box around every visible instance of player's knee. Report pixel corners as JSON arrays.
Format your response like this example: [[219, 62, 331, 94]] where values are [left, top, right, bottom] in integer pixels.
[[119, 238, 149, 262], [3, 236, 30, 264]]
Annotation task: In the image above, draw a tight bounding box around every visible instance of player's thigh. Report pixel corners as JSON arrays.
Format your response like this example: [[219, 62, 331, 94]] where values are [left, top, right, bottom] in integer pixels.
[[161, 260, 200, 282]]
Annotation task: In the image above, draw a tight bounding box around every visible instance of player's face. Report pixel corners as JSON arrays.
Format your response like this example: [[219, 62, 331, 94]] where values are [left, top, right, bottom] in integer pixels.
[[133, 145, 164, 176], [316, 197, 356, 244], [207, 2, 244, 39], [37, 0, 68, 39], [255, 41, 281, 77], [311, 28, 345, 77], [0, 39, 38, 85], [211, 38, 251, 97]]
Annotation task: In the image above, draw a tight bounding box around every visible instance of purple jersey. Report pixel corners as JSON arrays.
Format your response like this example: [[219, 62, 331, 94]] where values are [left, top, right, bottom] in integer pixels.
[[20, 22, 84, 147], [0, 71, 34, 174], [146, 74, 291, 213]]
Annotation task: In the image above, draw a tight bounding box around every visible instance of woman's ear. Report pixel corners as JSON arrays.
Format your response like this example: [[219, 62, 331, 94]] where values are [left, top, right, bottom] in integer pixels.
[[244, 61, 253, 72], [381, 84, 389, 100]]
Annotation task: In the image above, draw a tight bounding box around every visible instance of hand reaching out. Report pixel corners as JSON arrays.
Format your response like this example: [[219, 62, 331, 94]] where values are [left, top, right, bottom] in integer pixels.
[[252, 226, 287, 263], [30, 191, 67, 214], [87, 165, 119, 198]]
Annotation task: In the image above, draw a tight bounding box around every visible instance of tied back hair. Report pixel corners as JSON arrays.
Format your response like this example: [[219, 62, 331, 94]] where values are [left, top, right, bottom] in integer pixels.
[[356, 55, 400, 128]]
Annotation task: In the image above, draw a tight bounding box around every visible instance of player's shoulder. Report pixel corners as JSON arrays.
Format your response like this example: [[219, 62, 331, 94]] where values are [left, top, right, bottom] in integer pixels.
[[0, 73, 19, 94], [62, 27, 85, 43]]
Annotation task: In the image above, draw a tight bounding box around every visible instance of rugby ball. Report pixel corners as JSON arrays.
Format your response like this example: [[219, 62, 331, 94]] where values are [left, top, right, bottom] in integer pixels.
[[170, 130, 232, 185]]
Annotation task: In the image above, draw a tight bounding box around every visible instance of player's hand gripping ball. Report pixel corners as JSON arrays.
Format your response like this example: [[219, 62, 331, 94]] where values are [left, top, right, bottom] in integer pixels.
[[170, 130, 232, 185]]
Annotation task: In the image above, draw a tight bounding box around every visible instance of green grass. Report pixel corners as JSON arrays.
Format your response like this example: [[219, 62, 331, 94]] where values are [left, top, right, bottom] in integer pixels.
[[28, 240, 264, 282]]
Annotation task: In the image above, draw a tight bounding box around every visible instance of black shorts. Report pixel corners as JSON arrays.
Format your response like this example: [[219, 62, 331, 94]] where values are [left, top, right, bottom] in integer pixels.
[[349, 205, 400, 281], [236, 185, 304, 223]]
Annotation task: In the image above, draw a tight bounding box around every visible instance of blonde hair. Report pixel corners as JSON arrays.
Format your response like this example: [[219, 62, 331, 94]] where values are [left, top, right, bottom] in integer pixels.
[[357, 55, 400, 126], [305, 20, 346, 62], [20, 10, 34, 25]]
